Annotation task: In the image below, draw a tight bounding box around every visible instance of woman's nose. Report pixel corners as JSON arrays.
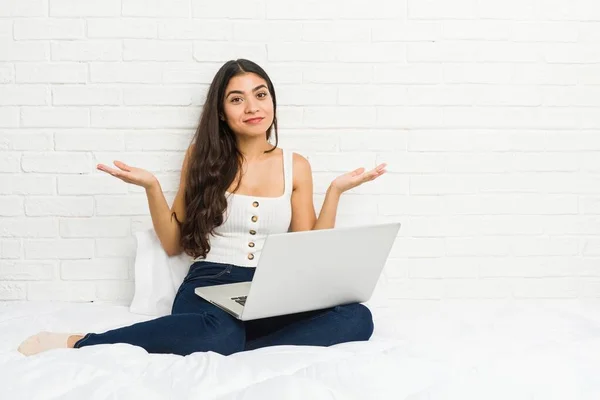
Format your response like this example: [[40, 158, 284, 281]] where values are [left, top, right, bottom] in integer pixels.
[[245, 99, 259, 113]]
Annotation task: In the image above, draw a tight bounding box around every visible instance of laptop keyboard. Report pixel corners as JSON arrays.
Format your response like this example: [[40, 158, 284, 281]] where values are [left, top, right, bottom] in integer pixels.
[[231, 296, 247, 306]]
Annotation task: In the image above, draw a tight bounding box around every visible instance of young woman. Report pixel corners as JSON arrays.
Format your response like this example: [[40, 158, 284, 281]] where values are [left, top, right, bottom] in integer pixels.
[[18, 59, 387, 357]]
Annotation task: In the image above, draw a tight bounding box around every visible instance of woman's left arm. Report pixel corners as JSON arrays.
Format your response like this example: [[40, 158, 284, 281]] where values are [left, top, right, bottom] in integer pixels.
[[289, 153, 387, 232]]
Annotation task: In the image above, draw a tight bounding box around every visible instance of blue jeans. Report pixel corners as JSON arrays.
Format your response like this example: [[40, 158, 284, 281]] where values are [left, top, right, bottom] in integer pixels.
[[74, 261, 374, 356]]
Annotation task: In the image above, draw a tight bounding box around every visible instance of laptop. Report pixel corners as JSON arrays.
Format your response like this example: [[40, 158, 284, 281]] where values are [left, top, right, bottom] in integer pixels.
[[194, 222, 401, 321]]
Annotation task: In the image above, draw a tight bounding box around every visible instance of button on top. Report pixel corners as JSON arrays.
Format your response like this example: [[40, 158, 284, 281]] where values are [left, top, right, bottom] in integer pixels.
[[252, 201, 259, 208], [251, 215, 258, 223]]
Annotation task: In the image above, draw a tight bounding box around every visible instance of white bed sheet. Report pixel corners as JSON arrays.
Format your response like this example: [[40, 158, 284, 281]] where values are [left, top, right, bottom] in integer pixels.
[[1, 299, 600, 399]]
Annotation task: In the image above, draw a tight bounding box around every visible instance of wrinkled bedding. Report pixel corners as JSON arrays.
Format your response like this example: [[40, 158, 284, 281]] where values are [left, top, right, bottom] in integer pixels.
[[2, 299, 600, 399]]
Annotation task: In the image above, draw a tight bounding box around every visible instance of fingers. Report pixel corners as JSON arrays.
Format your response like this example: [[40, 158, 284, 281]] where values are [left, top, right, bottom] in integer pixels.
[[374, 163, 387, 177], [351, 167, 365, 177], [97, 162, 139, 186], [97, 163, 126, 179], [362, 163, 387, 182], [97, 164, 117, 175], [375, 162, 387, 172], [113, 160, 131, 172], [97, 160, 134, 175]]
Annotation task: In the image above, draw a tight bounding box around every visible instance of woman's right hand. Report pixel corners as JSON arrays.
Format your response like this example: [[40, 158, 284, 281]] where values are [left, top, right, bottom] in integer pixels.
[[97, 161, 157, 190]]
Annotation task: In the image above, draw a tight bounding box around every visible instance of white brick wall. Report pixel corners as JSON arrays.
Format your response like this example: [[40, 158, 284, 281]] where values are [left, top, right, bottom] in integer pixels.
[[1, 0, 599, 304]]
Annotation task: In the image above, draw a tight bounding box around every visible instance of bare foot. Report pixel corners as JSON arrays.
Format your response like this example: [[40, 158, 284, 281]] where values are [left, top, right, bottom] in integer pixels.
[[17, 332, 81, 356]]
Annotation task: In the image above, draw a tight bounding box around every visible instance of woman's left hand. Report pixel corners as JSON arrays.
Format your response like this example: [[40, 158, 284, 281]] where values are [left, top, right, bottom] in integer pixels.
[[330, 162, 387, 194]]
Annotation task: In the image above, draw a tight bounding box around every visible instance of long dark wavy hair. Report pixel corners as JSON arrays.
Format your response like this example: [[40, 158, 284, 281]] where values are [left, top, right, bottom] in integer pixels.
[[173, 59, 279, 259]]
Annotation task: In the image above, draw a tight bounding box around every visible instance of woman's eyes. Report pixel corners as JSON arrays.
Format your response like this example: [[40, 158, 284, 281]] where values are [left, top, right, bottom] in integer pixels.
[[230, 92, 268, 103]]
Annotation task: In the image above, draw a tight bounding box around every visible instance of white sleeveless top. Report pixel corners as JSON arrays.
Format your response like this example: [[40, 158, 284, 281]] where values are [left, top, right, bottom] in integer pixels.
[[194, 149, 294, 268]]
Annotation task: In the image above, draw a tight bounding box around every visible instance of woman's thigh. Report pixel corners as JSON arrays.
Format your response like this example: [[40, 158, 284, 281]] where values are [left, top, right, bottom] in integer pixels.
[[244, 303, 374, 347], [244, 307, 327, 341], [171, 262, 256, 315]]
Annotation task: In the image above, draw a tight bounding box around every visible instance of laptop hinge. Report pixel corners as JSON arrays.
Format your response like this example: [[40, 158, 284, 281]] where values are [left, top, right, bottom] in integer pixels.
[[209, 300, 242, 319]]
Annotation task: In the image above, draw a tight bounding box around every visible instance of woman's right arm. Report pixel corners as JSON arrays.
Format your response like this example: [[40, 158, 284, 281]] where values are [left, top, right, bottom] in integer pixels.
[[147, 146, 192, 256], [145, 183, 182, 257], [97, 145, 193, 256]]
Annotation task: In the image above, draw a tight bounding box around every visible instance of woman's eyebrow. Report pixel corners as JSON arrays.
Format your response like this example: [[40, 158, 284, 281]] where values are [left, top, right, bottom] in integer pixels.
[[225, 84, 268, 98]]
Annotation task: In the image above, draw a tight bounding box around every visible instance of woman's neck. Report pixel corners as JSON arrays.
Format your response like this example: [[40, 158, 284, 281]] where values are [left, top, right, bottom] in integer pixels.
[[236, 136, 274, 162]]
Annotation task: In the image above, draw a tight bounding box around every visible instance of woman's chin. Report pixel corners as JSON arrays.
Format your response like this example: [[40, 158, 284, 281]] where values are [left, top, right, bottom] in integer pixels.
[[238, 127, 268, 137]]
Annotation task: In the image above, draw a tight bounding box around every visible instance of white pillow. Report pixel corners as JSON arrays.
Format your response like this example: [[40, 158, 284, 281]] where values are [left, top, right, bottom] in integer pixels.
[[129, 228, 193, 316]]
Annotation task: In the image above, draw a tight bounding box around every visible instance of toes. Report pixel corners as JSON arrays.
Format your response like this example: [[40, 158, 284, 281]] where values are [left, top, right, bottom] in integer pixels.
[[17, 336, 37, 356], [17, 332, 45, 356], [17, 331, 72, 356]]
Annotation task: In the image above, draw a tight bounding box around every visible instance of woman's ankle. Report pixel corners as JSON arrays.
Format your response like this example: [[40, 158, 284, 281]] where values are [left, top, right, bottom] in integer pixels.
[[67, 334, 84, 348]]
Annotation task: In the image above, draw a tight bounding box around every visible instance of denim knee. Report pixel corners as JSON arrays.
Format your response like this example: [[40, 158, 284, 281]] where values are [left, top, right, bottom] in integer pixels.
[[334, 303, 374, 341], [183, 313, 245, 356]]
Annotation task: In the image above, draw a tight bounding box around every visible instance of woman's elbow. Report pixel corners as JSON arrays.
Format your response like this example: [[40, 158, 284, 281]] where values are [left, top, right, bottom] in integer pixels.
[[164, 243, 182, 257]]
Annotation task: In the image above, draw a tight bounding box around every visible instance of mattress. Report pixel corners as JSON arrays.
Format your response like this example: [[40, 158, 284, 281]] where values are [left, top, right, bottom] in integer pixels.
[[2, 299, 599, 399]]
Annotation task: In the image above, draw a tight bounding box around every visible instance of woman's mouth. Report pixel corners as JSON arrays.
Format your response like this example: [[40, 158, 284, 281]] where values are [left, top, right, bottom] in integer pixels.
[[244, 117, 264, 125]]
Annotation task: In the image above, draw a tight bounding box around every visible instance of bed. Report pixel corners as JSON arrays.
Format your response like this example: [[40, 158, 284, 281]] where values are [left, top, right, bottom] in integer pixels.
[[2, 298, 599, 399]]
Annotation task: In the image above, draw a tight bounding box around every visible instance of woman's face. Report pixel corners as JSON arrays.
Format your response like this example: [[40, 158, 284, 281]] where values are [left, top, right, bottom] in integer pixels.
[[222, 72, 274, 138]]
